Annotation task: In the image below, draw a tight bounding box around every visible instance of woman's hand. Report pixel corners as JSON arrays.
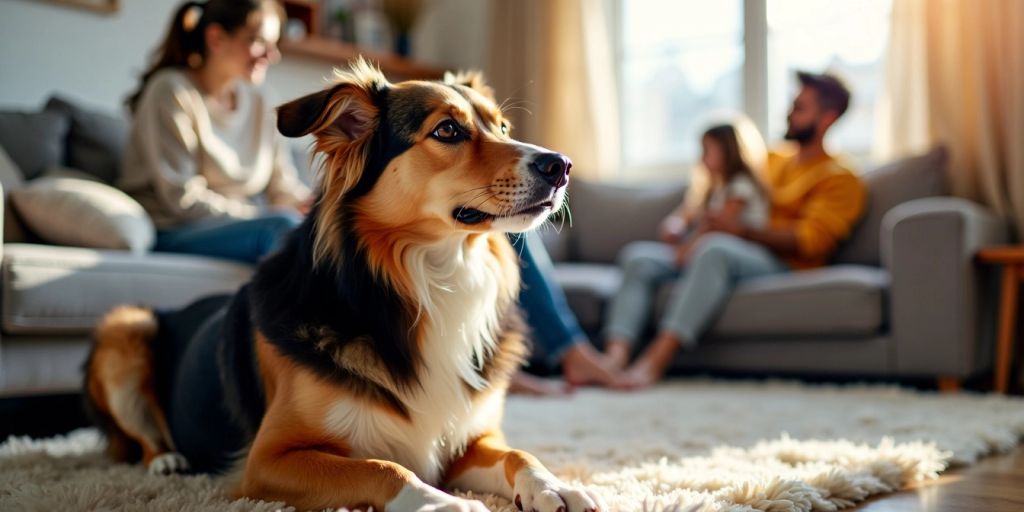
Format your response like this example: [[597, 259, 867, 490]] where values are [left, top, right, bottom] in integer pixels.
[[658, 215, 686, 244], [296, 195, 316, 216]]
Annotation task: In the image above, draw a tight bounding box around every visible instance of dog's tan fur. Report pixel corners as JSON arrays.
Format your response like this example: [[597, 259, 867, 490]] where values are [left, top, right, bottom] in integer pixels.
[[85, 60, 602, 511]]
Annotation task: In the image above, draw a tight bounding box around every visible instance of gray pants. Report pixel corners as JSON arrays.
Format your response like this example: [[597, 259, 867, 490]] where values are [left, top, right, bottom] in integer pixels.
[[603, 233, 789, 347]]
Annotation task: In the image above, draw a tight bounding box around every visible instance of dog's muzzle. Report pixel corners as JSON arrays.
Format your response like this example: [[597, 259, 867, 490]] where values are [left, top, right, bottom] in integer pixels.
[[454, 152, 572, 225]]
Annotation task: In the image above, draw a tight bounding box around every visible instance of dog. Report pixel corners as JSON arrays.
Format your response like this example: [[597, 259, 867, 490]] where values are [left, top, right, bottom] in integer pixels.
[[83, 60, 604, 512]]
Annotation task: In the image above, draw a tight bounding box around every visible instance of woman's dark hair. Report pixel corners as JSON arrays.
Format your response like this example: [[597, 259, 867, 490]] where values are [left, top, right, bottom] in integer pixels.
[[700, 123, 764, 205], [125, 0, 282, 112]]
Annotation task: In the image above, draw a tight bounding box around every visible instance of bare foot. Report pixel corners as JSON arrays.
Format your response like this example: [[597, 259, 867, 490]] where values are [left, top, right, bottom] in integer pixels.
[[613, 333, 682, 390], [509, 371, 572, 396], [603, 339, 632, 369], [616, 359, 666, 390], [562, 343, 625, 387]]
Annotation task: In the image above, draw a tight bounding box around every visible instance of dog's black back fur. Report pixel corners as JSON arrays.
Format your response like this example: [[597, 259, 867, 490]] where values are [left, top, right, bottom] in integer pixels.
[[248, 208, 419, 414]]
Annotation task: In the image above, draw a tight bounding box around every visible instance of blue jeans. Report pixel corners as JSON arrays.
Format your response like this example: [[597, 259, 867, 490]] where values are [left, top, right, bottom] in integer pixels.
[[511, 233, 587, 365], [603, 233, 790, 347], [159, 219, 581, 363], [155, 212, 302, 264]]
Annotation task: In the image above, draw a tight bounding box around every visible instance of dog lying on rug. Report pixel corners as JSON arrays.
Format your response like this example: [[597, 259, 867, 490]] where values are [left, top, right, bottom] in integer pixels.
[[83, 59, 604, 512]]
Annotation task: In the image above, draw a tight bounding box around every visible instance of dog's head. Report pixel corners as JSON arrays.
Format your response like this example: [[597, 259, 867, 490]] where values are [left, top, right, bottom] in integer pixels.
[[277, 60, 570, 260]]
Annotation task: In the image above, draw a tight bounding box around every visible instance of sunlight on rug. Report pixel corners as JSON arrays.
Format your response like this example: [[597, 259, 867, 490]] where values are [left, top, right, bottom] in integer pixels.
[[2, 380, 1023, 511]]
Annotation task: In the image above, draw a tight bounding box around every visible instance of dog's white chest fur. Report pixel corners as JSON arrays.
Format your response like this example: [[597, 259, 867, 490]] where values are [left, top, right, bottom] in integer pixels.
[[323, 236, 510, 484]]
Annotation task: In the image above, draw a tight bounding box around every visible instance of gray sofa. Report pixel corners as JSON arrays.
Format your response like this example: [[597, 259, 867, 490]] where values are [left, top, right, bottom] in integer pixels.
[[0, 97, 1008, 398], [0, 97, 253, 397], [541, 147, 1010, 382]]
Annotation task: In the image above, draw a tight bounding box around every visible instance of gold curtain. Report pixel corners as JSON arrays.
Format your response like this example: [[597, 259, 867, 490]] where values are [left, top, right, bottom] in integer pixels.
[[880, 0, 1024, 238], [486, 0, 619, 180]]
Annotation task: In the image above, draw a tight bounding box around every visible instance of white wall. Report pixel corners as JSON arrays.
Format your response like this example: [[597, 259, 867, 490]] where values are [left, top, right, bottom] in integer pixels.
[[0, 0, 490, 114]]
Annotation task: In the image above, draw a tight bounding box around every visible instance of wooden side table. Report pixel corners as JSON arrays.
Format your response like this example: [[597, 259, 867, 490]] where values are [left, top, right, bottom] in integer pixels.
[[977, 246, 1024, 393]]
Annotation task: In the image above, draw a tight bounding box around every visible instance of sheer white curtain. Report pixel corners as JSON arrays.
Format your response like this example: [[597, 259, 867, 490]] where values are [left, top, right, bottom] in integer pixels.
[[486, 0, 620, 180], [880, 0, 1024, 239]]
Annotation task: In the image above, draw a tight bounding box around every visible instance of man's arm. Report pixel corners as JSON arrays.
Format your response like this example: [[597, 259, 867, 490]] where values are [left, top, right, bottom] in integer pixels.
[[705, 172, 865, 259], [704, 212, 800, 256], [741, 226, 800, 255]]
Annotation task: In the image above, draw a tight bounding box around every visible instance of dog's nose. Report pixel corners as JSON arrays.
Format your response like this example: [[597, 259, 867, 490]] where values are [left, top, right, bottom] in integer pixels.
[[530, 152, 572, 188]]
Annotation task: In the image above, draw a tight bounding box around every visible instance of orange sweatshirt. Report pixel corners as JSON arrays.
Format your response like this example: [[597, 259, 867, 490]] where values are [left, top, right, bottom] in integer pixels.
[[764, 146, 866, 270]]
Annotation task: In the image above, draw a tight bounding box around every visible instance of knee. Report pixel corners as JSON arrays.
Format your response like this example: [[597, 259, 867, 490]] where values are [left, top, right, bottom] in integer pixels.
[[618, 242, 670, 273], [260, 212, 302, 236], [688, 233, 741, 265], [255, 213, 302, 254], [622, 254, 666, 279]]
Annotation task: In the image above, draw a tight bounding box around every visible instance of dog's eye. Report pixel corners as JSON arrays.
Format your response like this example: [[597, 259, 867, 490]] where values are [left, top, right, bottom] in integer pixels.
[[432, 120, 464, 143]]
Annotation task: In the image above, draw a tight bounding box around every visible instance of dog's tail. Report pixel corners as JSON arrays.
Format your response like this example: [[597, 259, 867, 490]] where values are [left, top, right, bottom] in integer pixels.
[[84, 306, 185, 474]]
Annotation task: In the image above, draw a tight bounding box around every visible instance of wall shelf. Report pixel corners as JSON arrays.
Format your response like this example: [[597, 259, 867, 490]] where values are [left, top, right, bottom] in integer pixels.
[[280, 37, 445, 81]]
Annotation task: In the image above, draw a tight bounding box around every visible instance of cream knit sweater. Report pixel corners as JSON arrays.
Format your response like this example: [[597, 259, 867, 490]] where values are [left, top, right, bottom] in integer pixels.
[[119, 69, 310, 229]]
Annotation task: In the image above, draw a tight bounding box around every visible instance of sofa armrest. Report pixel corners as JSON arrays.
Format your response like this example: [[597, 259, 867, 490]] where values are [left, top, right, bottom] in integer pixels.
[[881, 197, 1008, 376], [0, 180, 5, 263]]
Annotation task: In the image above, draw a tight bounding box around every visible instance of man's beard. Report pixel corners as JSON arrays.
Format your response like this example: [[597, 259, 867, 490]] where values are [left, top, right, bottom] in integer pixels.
[[784, 123, 816, 144]]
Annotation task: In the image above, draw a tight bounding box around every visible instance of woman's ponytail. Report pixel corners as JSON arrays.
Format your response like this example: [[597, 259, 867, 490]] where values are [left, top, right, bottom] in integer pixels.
[[125, 0, 280, 113]]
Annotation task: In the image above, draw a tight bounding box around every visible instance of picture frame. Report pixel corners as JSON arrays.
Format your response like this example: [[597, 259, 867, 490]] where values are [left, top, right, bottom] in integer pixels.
[[36, 0, 120, 15]]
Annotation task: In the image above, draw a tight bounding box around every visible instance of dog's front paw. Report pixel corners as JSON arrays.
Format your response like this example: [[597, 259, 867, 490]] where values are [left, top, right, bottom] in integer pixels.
[[387, 482, 489, 512], [147, 452, 190, 475], [512, 470, 605, 512]]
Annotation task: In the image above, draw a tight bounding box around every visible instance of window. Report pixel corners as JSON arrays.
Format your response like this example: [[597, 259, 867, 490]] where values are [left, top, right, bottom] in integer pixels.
[[616, 0, 892, 179], [619, 1, 744, 180]]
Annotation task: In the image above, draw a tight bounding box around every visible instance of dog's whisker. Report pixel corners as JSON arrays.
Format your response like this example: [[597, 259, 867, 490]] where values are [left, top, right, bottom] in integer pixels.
[[452, 184, 494, 200], [468, 192, 499, 210], [502, 105, 534, 117], [461, 189, 496, 208]]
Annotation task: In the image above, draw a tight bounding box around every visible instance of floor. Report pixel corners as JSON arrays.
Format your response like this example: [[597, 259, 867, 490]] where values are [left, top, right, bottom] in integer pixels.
[[4, 393, 1023, 511], [855, 445, 1024, 511]]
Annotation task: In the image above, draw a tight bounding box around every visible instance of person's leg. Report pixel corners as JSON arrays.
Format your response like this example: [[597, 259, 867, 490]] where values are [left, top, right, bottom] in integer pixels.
[[155, 212, 302, 264], [601, 241, 678, 368], [509, 233, 622, 390], [622, 233, 789, 388]]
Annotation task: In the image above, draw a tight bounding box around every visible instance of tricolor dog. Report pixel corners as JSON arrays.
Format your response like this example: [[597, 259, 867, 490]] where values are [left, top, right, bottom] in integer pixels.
[[84, 60, 605, 512]]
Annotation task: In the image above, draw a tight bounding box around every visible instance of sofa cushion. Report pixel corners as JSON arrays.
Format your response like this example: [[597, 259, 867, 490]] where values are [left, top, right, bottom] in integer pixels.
[[10, 175, 155, 253], [0, 110, 69, 180], [707, 265, 890, 338], [833, 146, 948, 266], [0, 146, 30, 245], [1, 244, 252, 335], [567, 179, 685, 264], [0, 145, 26, 193], [45, 96, 128, 184], [551, 263, 623, 333]]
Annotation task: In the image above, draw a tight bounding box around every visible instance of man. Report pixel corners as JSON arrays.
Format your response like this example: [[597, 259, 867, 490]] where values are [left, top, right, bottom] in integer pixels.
[[608, 71, 867, 388]]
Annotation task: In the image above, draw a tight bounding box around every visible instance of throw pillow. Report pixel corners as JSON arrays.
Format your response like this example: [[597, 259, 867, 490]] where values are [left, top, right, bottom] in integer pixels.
[[45, 96, 129, 184], [0, 145, 26, 193], [832, 146, 949, 265], [9, 173, 155, 253], [0, 110, 70, 180]]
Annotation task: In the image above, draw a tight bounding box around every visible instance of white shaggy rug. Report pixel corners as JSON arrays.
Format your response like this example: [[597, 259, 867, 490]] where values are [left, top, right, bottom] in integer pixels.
[[2, 379, 1024, 511]]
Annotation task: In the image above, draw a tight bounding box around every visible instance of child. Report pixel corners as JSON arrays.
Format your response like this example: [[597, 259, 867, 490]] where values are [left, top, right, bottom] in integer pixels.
[[602, 123, 769, 382], [661, 124, 769, 266]]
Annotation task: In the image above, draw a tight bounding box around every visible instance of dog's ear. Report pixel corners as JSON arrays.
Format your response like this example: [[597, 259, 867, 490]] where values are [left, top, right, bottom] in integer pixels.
[[444, 70, 495, 102], [277, 85, 379, 141], [277, 59, 387, 140], [276, 87, 336, 138]]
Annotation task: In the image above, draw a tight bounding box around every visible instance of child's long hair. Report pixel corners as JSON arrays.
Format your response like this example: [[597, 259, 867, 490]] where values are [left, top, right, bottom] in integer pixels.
[[698, 123, 765, 209], [125, 0, 283, 113]]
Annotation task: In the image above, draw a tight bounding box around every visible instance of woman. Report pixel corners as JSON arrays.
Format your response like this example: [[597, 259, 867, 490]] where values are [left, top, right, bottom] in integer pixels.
[[120, 0, 311, 264], [121, 0, 618, 392]]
